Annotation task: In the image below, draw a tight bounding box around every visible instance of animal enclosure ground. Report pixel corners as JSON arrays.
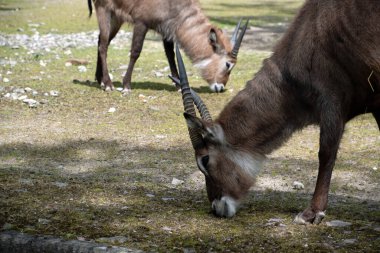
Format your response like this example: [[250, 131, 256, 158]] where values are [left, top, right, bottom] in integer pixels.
[[0, 0, 379, 252]]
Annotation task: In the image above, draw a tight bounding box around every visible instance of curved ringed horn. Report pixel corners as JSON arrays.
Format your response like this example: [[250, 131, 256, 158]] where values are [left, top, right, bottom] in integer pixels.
[[231, 19, 249, 59]]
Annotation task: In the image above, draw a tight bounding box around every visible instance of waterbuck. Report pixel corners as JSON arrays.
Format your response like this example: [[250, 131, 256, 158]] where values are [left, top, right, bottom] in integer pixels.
[[87, 0, 247, 93], [172, 0, 380, 224]]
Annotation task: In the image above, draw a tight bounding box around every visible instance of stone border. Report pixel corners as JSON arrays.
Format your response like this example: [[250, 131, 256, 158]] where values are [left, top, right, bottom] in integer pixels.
[[0, 231, 144, 253]]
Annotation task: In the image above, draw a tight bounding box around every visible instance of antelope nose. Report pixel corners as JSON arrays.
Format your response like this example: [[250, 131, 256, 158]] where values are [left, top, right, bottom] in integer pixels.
[[211, 196, 238, 218], [210, 83, 225, 93]]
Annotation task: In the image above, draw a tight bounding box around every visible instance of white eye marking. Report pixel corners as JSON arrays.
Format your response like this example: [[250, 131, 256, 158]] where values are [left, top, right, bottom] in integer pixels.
[[194, 58, 212, 69], [196, 156, 209, 176], [226, 62, 235, 72]]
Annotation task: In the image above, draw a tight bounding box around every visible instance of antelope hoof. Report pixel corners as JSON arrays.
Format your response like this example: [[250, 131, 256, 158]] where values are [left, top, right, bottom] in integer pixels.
[[104, 85, 114, 92], [121, 88, 131, 94], [210, 83, 225, 93], [294, 209, 326, 225]]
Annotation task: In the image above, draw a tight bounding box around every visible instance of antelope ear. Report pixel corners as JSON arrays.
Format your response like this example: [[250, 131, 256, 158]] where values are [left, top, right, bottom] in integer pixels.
[[209, 28, 220, 52], [184, 112, 204, 130], [184, 113, 225, 145]]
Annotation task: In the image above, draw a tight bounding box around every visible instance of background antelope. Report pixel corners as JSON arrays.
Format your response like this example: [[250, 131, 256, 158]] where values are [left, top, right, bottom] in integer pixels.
[[173, 0, 380, 224], [88, 0, 247, 93]]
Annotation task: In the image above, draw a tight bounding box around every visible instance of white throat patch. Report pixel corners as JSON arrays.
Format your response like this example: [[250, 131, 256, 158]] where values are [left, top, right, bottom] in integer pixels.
[[228, 150, 264, 179]]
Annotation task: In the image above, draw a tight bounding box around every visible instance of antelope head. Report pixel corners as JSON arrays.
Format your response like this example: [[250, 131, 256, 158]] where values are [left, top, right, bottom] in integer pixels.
[[170, 45, 262, 218], [196, 19, 249, 93]]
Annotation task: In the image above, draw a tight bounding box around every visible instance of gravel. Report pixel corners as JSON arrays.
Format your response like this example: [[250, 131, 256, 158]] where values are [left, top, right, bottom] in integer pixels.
[[0, 30, 132, 52]]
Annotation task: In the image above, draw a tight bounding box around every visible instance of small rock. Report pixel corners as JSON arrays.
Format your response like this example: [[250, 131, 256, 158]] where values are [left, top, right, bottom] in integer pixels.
[[342, 239, 357, 245], [38, 218, 50, 225], [149, 106, 160, 111], [65, 62, 72, 67], [17, 95, 28, 101], [116, 87, 123, 92], [3, 78, 10, 83], [11, 93, 19, 100], [146, 193, 155, 198], [49, 90, 59, 97], [162, 197, 175, 201], [171, 178, 184, 186], [40, 99, 48, 104], [78, 65, 87, 72], [108, 107, 116, 113], [293, 181, 304, 190], [162, 226, 173, 233], [13, 88, 25, 94], [52, 182, 68, 188], [153, 71, 164, 77], [23, 98, 39, 108], [24, 87, 33, 92], [373, 167, 378, 171], [39, 60, 47, 67], [19, 178, 33, 185], [326, 220, 352, 227], [265, 218, 286, 227]]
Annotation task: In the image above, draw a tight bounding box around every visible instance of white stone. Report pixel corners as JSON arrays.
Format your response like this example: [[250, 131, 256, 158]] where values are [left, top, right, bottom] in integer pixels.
[[108, 107, 116, 113], [3, 77, 10, 83], [65, 62, 72, 67], [171, 178, 184, 186], [23, 98, 39, 107], [49, 90, 59, 97], [39, 60, 47, 67], [326, 220, 352, 227], [17, 95, 28, 100], [78, 65, 87, 72], [293, 181, 304, 190]]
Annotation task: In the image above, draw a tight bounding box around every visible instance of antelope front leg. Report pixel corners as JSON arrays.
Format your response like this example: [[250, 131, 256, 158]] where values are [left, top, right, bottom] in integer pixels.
[[163, 40, 180, 90], [294, 112, 344, 225], [96, 14, 122, 91], [95, 7, 115, 91], [122, 22, 148, 93]]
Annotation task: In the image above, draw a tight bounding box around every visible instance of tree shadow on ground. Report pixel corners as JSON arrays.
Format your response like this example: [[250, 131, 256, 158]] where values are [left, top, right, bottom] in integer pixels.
[[72, 79, 215, 94], [1, 139, 379, 251]]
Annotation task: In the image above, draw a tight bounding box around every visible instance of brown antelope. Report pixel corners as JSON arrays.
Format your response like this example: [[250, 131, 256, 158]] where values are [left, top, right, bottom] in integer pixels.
[[172, 0, 380, 224], [87, 0, 247, 93]]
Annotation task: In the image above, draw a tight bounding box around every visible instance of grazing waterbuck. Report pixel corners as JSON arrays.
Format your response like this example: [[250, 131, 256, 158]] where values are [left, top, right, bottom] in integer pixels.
[[172, 0, 380, 224], [88, 0, 247, 93]]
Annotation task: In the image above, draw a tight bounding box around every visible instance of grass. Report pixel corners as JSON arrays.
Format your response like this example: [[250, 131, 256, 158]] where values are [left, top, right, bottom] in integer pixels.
[[1, 0, 379, 252]]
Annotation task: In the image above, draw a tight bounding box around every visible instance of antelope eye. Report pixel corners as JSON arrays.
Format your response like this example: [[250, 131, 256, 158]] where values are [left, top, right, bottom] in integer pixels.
[[226, 62, 231, 70], [201, 155, 210, 168]]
